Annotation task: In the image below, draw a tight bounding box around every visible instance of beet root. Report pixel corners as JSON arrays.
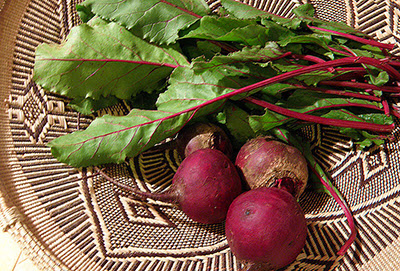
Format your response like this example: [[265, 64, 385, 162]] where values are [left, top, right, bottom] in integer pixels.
[[172, 148, 242, 224], [225, 187, 307, 271], [98, 148, 243, 224], [176, 122, 233, 159], [235, 137, 308, 198]]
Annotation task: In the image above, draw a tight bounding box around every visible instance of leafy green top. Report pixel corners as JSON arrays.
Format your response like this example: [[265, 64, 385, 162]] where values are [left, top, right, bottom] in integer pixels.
[[33, 0, 398, 167]]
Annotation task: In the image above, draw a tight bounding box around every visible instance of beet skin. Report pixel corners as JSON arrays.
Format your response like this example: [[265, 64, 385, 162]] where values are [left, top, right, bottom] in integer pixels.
[[172, 148, 242, 224], [176, 122, 233, 159], [235, 137, 308, 198], [225, 187, 307, 270]]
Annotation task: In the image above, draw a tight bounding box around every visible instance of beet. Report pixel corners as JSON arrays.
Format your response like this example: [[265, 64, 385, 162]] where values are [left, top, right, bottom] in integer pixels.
[[235, 137, 308, 198], [97, 148, 242, 224], [225, 187, 307, 271], [172, 148, 242, 224], [176, 122, 233, 159]]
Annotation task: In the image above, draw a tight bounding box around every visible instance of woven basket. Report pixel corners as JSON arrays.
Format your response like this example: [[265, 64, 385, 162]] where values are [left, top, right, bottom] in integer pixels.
[[1, 0, 400, 270]]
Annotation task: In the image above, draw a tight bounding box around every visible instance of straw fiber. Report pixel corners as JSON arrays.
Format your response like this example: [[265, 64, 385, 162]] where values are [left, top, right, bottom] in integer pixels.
[[1, 0, 400, 270]]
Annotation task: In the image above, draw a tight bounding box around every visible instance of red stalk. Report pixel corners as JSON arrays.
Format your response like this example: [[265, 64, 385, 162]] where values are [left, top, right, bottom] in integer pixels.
[[307, 163, 357, 255], [319, 80, 400, 93], [95, 166, 177, 202], [292, 84, 382, 102], [292, 54, 335, 72], [328, 46, 353, 56], [244, 96, 394, 132], [308, 25, 395, 50], [272, 128, 357, 256]]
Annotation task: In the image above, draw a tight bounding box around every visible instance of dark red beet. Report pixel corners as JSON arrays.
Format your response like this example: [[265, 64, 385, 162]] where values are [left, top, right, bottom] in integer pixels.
[[225, 187, 307, 271], [176, 122, 233, 159], [235, 137, 308, 198], [97, 148, 242, 224], [173, 148, 242, 224]]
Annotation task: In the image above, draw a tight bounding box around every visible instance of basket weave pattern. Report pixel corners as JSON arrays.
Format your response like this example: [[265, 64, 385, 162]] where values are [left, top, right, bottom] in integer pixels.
[[1, 0, 400, 270]]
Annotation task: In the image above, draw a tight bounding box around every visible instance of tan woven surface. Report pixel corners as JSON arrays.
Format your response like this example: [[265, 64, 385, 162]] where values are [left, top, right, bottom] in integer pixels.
[[1, 1, 400, 270]]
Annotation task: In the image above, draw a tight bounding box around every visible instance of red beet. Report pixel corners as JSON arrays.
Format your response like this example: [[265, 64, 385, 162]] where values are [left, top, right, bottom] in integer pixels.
[[235, 137, 308, 198], [176, 122, 233, 159], [173, 148, 242, 224], [225, 187, 307, 271], [98, 148, 242, 224]]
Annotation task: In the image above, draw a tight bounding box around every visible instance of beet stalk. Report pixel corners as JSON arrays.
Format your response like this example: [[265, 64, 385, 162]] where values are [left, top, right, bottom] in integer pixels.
[[272, 128, 357, 255], [96, 148, 242, 224]]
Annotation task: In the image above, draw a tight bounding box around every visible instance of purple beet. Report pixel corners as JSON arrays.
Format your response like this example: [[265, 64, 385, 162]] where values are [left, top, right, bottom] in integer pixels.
[[225, 187, 307, 271], [235, 137, 308, 198], [98, 148, 242, 224]]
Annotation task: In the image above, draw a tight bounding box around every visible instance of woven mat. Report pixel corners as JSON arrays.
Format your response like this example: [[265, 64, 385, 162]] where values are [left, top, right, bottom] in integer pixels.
[[1, 0, 400, 270]]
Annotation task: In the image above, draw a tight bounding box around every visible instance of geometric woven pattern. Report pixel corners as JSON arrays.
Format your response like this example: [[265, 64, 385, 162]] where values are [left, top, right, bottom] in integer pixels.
[[2, 0, 400, 271]]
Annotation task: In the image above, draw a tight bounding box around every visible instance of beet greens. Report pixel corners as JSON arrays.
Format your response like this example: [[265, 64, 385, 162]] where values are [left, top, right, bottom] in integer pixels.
[[33, 0, 400, 256]]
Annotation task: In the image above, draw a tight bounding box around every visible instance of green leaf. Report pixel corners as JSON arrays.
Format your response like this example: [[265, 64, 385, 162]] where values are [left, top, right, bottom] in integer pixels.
[[69, 96, 120, 115], [48, 109, 192, 167], [191, 43, 283, 75], [181, 16, 269, 46], [76, 4, 95, 23], [279, 33, 331, 51], [157, 47, 284, 113], [156, 67, 227, 113], [34, 18, 188, 105], [222, 102, 257, 147], [249, 108, 290, 132], [78, 0, 210, 45], [220, 0, 302, 29]]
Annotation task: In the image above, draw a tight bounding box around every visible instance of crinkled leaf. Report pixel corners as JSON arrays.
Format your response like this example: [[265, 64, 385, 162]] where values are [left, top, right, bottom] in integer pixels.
[[220, 0, 302, 29], [156, 65, 258, 113], [34, 18, 188, 105], [157, 49, 283, 113], [77, 0, 210, 44], [249, 109, 290, 132], [181, 16, 269, 46], [260, 20, 297, 42], [292, 4, 366, 36], [279, 33, 331, 50], [192, 43, 285, 74]]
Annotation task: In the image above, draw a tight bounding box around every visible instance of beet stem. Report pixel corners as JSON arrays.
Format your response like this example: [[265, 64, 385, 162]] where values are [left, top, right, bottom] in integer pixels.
[[95, 166, 177, 203], [244, 96, 394, 132], [308, 25, 395, 50], [308, 164, 357, 255], [292, 54, 335, 72], [271, 128, 357, 256], [291, 83, 382, 102], [319, 80, 400, 93]]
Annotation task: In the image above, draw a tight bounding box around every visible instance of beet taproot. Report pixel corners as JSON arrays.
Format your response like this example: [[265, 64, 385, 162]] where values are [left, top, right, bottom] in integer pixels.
[[97, 148, 242, 224], [176, 122, 233, 159], [235, 137, 308, 198], [225, 187, 307, 271]]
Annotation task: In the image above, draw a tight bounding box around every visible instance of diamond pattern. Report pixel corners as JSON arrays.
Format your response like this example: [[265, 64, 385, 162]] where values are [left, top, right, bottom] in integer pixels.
[[8, 76, 69, 144]]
